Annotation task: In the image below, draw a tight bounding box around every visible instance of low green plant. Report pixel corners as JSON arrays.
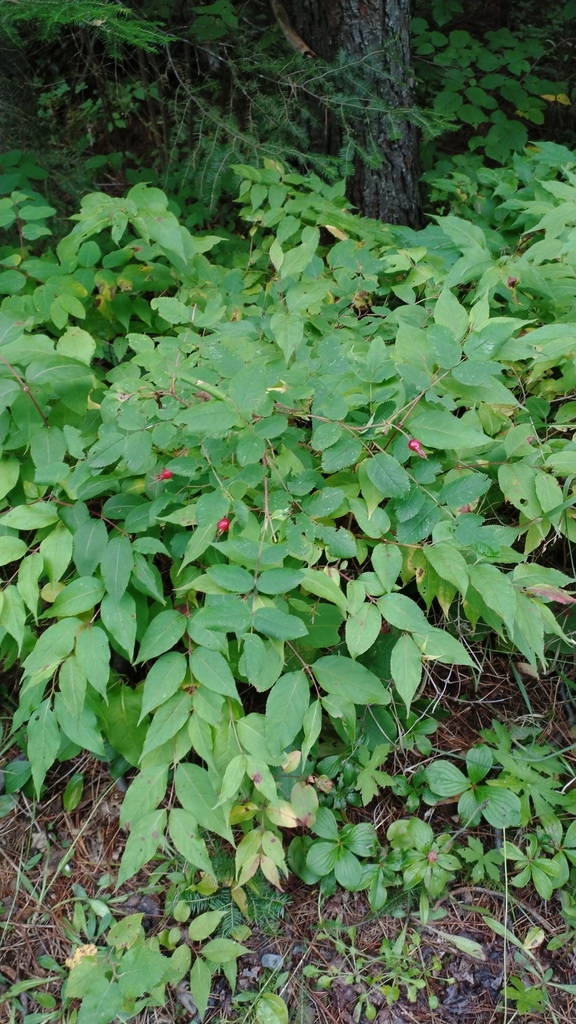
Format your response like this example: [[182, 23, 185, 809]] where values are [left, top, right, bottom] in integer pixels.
[[413, 9, 573, 166], [1, 144, 576, 1017]]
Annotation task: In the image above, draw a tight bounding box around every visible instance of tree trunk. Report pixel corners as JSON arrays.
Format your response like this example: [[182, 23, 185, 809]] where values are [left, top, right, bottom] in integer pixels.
[[285, 0, 421, 227]]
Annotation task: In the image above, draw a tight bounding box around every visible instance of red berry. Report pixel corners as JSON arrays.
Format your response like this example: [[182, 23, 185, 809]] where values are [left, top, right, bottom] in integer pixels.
[[216, 517, 231, 533], [158, 468, 173, 480], [407, 438, 427, 458]]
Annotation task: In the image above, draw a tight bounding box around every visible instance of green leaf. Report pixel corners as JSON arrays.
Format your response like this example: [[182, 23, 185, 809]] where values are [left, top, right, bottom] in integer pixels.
[[409, 411, 489, 450], [100, 535, 133, 603], [365, 453, 410, 498], [140, 652, 187, 719], [17, 552, 43, 619], [58, 654, 86, 718], [378, 593, 429, 633], [169, 809, 216, 877], [46, 577, 105, 618], [252, 607, 308, 640], [63, 772, 84, 812], [426, 760, 469, 798], [300, 568, 347, 614], [73, 518, 108, 577], [100, 591, 137, 661], [390, 634, 422, 712], [136, 610, 187, 664], [434, 288, 469, 341], [0, 502, 60, 529], [424, 543, 469, 596], [177, 401, 238, 437], [202, 937, 249, 962], [175, 764, 234, 844], [141, 692, 193, 758], [0, 536, 27, 566], [206, 564, 253, 593], [75, 625, 110, 697], [266, 671, 309, 754], [468, 563, 516, 634], [312, 656, 390, 705], [371, 545, 402, 594], [188, 910, 226, 942], [100, 685, 148, 765], [255, 994, 289, 1024], [117, 945, 169, 998], [190, 956, 213, 1021], [119, 766, 169, 828], [190, 647, 239, 699], [23, 618, 81, 678], [345, 603, 381, 659], [256, 568, 305, 594], [269, 310, 304, 362], [27, 699, 60, 796], [117, 809, 167, 886]]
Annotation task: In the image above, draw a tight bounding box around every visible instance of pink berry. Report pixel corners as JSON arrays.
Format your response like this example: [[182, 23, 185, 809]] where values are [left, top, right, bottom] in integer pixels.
[[158, 468, 173, 480], [216, 517, 231, 533], [407, 438, 427, 458]]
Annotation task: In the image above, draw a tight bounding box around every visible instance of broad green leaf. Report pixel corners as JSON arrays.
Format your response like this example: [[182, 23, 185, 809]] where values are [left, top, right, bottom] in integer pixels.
[[100, 591, 137, 661], [390, 635, 422, 712], [175, 764, 234, 844], [188, 910, 226, 942], [117, 809, 167, 886], [365, 453, 410, 498], [58, 655, 87, 719], [424, 543, 469, 596], [75, 625, 110, 697], [312, 656, 390, 705], [0, 502, 60, 529], [371, 544, 402, 594], [100, 685, 147, 765], [117, 945, 169, 998], [100, 535, 133, 603], [169, 809, 216, 877], [256, 568, 304, 594], [345, 603, 381, 659], [415, 627, 474, 666], [206, 564, 253, 593], [266, 671, 309, 754], [434, 287, 469, 341], [1, 585, 26, 651], [54, 696, 106, 757], [73, 518, 108, 576], [39, 523, 73, 583], [141, 692, 193, 758], [255, 993, 289, 1024], [140, 652, 187, 719], [201, 937, 249, 963], [190, 647, 239, 699], [269, 310, 304, 361], [378, 593, 429, 633], [252, 606, 308, 641], [27, 699, 60, 796], [46, 577, 105, 618], [300, 568, 347, 614], [17, 552, 43, 619], [119, 766, 169, 828], [408, 411, 489, 450], [0, 536, 27, 566], [136, 610, 187, 664], [426, 760, 468, 797], [190, 955, 213, 1020], [468, 563, 516, 634], [23, 618, 81, 678]]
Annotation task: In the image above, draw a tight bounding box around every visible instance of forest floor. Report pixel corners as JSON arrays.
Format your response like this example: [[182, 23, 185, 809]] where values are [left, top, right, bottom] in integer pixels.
[[2, 664, 576, 1024]]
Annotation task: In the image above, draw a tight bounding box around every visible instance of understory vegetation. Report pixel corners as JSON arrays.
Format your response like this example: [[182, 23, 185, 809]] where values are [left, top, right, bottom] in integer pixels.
[[2, 3, 576, 1024]]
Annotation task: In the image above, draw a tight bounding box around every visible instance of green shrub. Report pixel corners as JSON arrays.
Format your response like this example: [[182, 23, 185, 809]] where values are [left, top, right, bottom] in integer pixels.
[[0, 148, 575, 901]]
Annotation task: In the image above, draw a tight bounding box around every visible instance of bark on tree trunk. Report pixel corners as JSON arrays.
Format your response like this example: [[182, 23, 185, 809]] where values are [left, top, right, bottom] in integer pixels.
[[285, 0, 422, 227]]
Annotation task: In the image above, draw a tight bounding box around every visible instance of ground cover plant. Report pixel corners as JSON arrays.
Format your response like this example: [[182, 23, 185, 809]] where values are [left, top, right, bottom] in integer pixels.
[[2, 140, 576, 1020]]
